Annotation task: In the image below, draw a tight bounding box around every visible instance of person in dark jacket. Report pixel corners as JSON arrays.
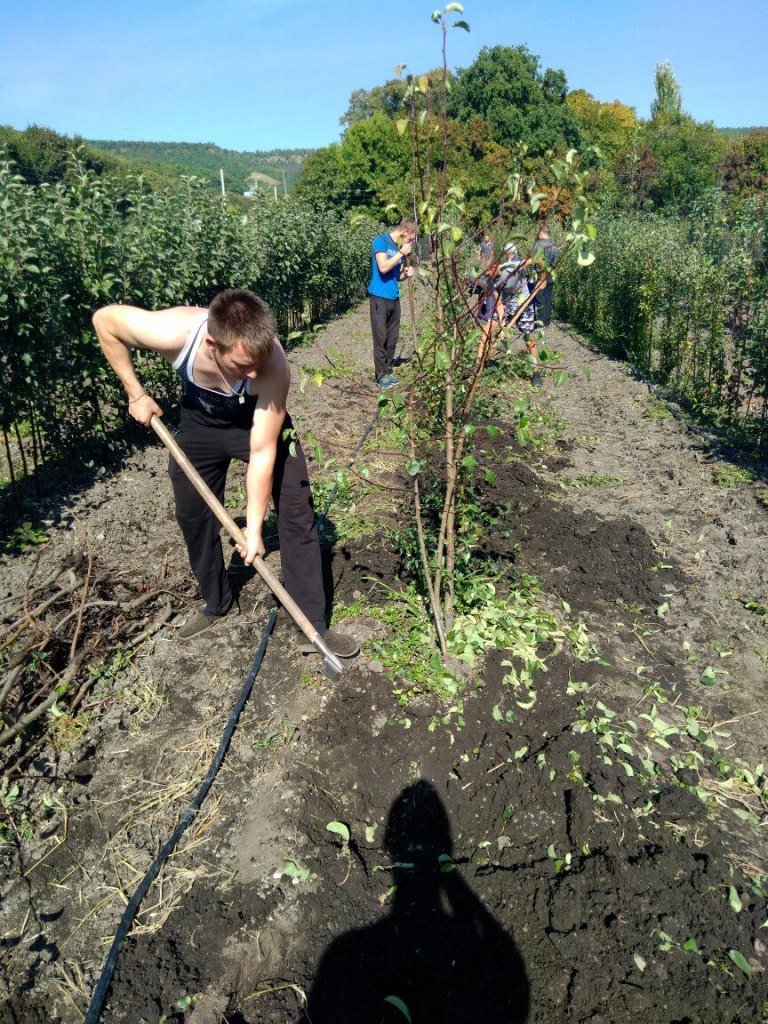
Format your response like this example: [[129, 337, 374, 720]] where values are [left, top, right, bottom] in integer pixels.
[[529, 225, 558, 327]]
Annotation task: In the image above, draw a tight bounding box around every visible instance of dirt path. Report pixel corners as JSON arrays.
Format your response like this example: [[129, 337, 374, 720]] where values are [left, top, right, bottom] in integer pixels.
[[536, 324, 768, 766], [1, 298, 767, 1024]]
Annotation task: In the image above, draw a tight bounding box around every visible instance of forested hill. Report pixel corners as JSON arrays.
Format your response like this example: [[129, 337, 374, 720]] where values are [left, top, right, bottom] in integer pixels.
[[86, 140, 314, 194]]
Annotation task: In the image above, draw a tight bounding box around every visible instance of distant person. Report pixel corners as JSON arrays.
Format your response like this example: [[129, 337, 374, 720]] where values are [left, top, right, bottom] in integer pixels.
[[477, 233, 494, 268], [477, 242, 537, 364], [530, 225, 558, 327], [368, 218, 417, 389], [93, 289, 359, 657]]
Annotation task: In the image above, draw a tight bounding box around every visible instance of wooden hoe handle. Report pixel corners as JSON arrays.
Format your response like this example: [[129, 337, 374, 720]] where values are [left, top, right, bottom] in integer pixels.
[[150, 415, 338, 669]]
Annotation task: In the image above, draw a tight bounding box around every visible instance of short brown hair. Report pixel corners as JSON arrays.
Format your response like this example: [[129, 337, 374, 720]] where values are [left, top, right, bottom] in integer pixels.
[[207, 289, 275, 361], [398, 217, 418, 234]]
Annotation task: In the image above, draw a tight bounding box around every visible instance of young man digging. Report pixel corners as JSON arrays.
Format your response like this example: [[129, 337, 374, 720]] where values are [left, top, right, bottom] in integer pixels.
[[368, 217, 417, 389], [93, 289, 358, 657]]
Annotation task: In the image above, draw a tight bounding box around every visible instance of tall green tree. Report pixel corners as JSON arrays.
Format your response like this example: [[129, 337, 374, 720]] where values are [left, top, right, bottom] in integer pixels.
[[446, 45, 582, 155], [340, 78, 410, 128], [295, 113, 411, 216], [642, 113, 729, 210], [650, 60, 683, 119], [566, 90, 638, 163]]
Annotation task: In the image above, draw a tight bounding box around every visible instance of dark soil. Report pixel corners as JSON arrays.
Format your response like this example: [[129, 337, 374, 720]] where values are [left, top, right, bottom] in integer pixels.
[[2, 300, 767, 1024]]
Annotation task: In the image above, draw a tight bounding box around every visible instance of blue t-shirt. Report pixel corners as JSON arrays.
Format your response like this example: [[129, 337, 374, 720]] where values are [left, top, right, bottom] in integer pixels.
[[368, 233, 403, 301]]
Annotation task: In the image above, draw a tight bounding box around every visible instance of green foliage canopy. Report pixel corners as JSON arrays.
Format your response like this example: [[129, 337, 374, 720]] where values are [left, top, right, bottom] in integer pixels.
[[721, 129, 768, 199], [447, 45, 582, 155], [295, 113, 411, 216]]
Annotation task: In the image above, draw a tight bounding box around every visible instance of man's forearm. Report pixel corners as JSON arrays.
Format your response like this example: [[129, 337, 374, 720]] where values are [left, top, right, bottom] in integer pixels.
[[245, 449, 275, 547], [92, 309, 144, 400]]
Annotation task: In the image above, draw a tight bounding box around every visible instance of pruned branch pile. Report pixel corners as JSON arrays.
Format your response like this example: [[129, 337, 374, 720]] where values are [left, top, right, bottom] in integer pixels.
[[0, 532, 193, 768]]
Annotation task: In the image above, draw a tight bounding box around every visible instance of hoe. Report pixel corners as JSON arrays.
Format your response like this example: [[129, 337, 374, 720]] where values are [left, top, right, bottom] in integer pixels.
[[151, 416, 343, 680]]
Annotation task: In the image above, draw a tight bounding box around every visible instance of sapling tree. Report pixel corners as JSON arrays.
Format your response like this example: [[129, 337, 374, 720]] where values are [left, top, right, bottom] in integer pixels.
[[390, 3, 596, 654]]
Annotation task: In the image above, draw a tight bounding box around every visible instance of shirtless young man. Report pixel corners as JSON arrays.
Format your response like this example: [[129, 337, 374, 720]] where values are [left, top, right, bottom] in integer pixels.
[[93, 288, 358, 655]]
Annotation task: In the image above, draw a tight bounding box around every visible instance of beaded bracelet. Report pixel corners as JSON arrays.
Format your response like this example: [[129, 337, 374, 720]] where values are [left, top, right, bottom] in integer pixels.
[[128, 392, 146, 405]]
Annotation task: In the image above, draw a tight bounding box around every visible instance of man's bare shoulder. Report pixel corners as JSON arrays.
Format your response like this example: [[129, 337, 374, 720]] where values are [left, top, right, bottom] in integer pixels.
[[257, 339, 289, 380], [253, 339, 290, 410], [93, 304, 207, 357]]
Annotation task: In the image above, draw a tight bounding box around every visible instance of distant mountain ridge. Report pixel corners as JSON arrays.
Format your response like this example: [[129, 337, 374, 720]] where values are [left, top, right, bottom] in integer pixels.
[[86, 139, 315, 194]]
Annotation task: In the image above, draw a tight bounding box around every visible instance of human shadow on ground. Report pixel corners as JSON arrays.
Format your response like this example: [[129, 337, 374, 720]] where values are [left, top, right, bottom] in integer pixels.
[[304, 780, 530, 1024]]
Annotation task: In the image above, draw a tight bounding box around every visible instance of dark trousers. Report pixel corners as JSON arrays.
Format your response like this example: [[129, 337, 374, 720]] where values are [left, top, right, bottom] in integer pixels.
[[168, 407, 326, 630], [369, 294, 401, 380], [533, 282, 554, 327]]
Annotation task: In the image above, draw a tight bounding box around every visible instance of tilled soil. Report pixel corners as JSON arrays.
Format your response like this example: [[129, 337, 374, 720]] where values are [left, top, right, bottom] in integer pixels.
[[1, 298, 767, 1024]]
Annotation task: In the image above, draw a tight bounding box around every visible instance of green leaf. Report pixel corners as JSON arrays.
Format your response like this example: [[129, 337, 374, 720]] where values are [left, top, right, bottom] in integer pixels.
[[438, 853, 456, 872], [396, 119, 409, 136], [435, 348, 451, 371], [529, 192, 547, 213], [461, 455, 477, 471], [485, 469, 497, 486], [729, 885, 743, 913], [406, 458, 423, 477], [281, 858, 310, 882], [384, 996, 412, 1022], [445, 2, 464, 11], [454, 20, 470, 31], [728, 948, 752, 978], [326, 821, 350, 843], [683, 938, 701, 954]]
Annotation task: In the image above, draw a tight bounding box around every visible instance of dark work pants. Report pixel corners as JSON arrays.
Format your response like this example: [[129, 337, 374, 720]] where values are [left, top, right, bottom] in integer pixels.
[[533, 282, 554, 327], [168, 407, 326, 630], [369, 294, 401, 380]]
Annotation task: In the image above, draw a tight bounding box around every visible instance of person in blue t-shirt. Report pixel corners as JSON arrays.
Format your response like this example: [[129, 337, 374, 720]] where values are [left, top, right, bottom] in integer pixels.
[[368, 218, 417, 389]]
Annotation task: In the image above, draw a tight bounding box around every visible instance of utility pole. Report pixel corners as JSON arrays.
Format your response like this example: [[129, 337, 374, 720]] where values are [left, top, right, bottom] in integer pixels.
[[220, 169, 225, 197], [282, 169, 287, 196]]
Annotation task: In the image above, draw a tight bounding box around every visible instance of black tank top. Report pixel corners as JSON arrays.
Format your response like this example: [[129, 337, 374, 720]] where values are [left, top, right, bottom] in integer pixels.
[[173, 315, 258, 426]]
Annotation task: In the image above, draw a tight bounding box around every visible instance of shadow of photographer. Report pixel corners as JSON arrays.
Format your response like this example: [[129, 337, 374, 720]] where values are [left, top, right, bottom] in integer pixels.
[[304, 779, 530, 1023]]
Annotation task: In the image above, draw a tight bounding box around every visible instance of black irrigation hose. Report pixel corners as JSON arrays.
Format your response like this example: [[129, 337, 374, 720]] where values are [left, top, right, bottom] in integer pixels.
[[84, 609, 278, 1024]]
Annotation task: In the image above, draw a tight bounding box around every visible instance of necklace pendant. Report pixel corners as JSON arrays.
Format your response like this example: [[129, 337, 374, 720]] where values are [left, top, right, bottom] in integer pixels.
[[238, 393, 245, 405]]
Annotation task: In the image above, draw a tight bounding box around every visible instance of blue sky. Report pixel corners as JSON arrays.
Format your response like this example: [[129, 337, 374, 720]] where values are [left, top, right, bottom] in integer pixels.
[[2, 0, 766, 151]]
